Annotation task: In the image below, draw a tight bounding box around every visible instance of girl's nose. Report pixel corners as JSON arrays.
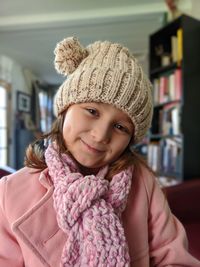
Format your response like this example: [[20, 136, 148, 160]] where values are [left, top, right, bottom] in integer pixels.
[[91, 123, 111, 144]]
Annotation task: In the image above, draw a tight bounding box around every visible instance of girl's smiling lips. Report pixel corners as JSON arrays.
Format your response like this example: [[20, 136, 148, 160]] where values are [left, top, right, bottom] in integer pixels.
[[81, 139, 105, 153]]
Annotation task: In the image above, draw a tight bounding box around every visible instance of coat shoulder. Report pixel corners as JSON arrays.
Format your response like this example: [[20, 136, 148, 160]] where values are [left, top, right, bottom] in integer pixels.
[[0, 167, 41, 187], [131, 164, 159, 203], [0, 167, 48, 223]]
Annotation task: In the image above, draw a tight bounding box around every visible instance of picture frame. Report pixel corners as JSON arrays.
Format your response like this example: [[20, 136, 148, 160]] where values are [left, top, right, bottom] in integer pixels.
[[17, 91, 31, 113]]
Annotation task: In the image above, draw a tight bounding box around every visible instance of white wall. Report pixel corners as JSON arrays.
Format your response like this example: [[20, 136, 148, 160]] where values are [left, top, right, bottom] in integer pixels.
[[0, 56, 38, 168], [178, 0, 200, 20], [190, 0, 200, 20]]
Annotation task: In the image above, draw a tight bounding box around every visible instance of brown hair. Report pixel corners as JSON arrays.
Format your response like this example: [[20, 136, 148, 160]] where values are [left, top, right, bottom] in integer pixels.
[[25, 111, 152, 180]]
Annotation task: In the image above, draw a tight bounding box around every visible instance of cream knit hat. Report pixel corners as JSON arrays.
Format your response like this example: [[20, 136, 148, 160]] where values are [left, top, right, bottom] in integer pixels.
[[54, 37, 153, 143]]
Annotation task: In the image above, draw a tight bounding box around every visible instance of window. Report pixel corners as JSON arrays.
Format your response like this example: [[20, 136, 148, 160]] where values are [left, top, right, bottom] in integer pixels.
[[0, 84, 8, 166], [38, 89, 54, 133]]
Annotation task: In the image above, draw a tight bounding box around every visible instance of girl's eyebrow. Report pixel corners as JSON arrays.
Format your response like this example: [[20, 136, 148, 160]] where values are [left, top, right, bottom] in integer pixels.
[[84, 102, 133, 124], [118, 114, 133, 125], [125, 116, 132, 124]]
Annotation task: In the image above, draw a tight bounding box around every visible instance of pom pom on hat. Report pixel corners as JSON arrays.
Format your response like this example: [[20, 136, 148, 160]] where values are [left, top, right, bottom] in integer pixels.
[[54, 37, 88, 76]]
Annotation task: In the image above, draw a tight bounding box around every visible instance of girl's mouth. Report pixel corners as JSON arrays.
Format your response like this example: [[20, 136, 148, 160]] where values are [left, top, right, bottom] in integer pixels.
[[81, 140, 104, 153]]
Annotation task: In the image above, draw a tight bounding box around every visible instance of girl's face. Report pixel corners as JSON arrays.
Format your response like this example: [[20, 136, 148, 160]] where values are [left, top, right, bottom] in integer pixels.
[[62, 102, 134, 171]]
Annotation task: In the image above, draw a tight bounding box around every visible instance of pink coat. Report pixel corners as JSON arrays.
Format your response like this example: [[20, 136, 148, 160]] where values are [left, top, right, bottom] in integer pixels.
[[0, 167, 199, 267]]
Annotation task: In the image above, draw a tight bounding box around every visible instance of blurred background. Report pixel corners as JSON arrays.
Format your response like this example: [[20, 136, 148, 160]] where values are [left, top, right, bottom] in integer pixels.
[[0, 0, 199, 176]]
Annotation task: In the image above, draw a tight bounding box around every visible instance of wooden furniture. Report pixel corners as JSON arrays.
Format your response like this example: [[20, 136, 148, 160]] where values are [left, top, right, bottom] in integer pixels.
[[148, 14, 200, 183], [164, 179, 200, 260]]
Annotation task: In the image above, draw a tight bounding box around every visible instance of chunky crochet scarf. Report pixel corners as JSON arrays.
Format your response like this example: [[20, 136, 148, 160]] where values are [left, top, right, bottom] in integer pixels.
[[45, 143, 132, 267]]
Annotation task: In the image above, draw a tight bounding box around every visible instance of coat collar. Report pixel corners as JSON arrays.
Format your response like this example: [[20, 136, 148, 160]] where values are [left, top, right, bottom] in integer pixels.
[[39, 168, 53, 188]]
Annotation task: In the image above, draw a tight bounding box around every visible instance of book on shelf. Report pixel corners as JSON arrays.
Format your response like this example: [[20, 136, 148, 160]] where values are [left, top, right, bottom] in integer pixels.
[[159, 76, 168, 103], [147, 137, 182, 176], [177, 28, 183, 65], [160, 137, 182, 175], [147, 141, 160, 172], [169, 29, 183, 66], [174, 68, 182, 100], [152, 68, 182, 105], [153, 78, 160, 105], [171, 35, 178, 63], [168, 72, 175, 100], [159, 103, 181, 135], [171, 106, 180, 135]]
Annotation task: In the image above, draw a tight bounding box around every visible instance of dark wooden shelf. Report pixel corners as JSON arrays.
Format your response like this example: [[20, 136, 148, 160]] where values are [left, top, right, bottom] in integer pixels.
[[158, 171, 182, 179], [154, 99, 182, 108], [148, 14, 200, 181], [149, 134, 182, 140], [150, 62, 178, 77]]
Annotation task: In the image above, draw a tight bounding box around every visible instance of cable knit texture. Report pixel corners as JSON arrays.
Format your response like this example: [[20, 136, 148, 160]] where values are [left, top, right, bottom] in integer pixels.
[[45, 143, 132, 267], [53, 36, 153, 143]]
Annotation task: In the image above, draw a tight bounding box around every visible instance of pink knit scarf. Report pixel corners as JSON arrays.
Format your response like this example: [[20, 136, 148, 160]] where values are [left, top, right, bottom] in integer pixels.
[[45, 143, 132, 266]]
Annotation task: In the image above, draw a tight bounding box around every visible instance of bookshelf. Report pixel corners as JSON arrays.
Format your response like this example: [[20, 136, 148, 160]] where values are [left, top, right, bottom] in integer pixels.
[[148, 14, 200, 184]]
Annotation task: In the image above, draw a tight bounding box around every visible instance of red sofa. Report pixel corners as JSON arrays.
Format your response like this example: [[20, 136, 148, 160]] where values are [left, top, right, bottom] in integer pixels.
[[164, 179, 200, 260]]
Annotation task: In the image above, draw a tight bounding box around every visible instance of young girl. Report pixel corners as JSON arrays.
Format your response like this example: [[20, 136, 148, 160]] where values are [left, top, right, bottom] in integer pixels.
[[0, 37, 199, 267]]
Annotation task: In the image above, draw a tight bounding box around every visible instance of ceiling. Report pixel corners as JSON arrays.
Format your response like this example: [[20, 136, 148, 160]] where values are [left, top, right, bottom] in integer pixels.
[[0, 0, 167, 85]]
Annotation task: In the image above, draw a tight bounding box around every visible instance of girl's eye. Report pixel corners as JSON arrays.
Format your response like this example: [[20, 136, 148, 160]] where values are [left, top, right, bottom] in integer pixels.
[[86, 108, 98, 116], [115, 123, 129, 134]]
